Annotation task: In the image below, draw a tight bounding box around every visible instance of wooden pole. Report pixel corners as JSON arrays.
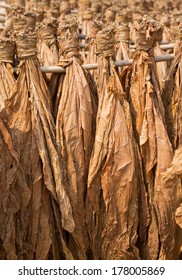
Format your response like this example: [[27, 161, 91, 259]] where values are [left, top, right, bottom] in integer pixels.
[[40, 54, 175, 73], [129, 43, 174, 50], [0, 2, 10, 9]]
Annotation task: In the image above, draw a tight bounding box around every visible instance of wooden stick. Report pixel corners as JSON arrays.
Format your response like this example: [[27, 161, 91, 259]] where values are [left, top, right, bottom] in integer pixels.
[[129, 43, 174, 50], [79, 41, 174, 50], [40, 54, 174, 73], [0, 2, 10, 9]]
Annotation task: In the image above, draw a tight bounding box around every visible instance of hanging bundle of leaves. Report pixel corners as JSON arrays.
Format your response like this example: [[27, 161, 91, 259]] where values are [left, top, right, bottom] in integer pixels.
[[0, 10, 74, 260], [0, 36, 17, 260], [161, 145, 182, 256], [82, 8, 94, 39], [37, 18, 58, 80], [55, 15, 97, 259], [160, 15, 171, 42], [115, 13, 131, 74], [85, 18, 103, 82], [152, 21, 168, 91], [86, 26, 141, 260], [124, 16, 180, 259], [0, 37, 15, 111], [162, 19, 182, 149]]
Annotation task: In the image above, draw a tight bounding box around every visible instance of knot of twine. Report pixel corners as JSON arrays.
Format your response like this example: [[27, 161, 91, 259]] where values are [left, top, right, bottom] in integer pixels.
[[58, 15, 78, 34], [134, 17, 163, 51], [32, 4, 45, 23], [13, 12, 36, 33], [38, 20, 57, 46], [0, 38, 15, 63], [24, 12, 36, 32], [16, 32, 37, 59], [96, 27, 115, 57], [57, 17, 81, 63], [58, 30, 81, 62], [88, 20, 103, 39], [115, 24, 130, 43], [12, 15, 27, 32]]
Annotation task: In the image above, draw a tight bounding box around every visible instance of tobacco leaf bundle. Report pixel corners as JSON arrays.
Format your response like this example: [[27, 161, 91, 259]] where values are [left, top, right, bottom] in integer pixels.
[[55, 16, 97, 259], [124, 17, 180, 259], [0, 38, 15, 110], [0, 12, 74, 259], [154, 43, 167, 91], [85, 18, 103, 83], [37, 18, 58, 67], [0, 37, 19, 259], [115, 13, 130, 63], [162, 22, 182, 149], [162, 146, 182, 256], [86, 27, 140, 260]]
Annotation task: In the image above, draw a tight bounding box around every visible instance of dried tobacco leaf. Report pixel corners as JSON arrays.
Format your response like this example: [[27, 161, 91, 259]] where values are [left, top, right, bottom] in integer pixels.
[[125, 17, 179, 259], [115, 13, 131, 73], [86, 27, 140, 260], [162, 22, 182, 149], [0, 11, 74, 258], [55, 16, 97, 259], [0, 38, 16, 110], [37, 18, 58, 70]]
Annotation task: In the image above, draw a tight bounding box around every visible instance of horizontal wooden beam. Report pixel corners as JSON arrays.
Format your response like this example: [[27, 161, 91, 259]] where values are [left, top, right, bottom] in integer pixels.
[[40, 54, 174, 73], [129, 43, 174, 50], [0, 2, 10, 9]]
